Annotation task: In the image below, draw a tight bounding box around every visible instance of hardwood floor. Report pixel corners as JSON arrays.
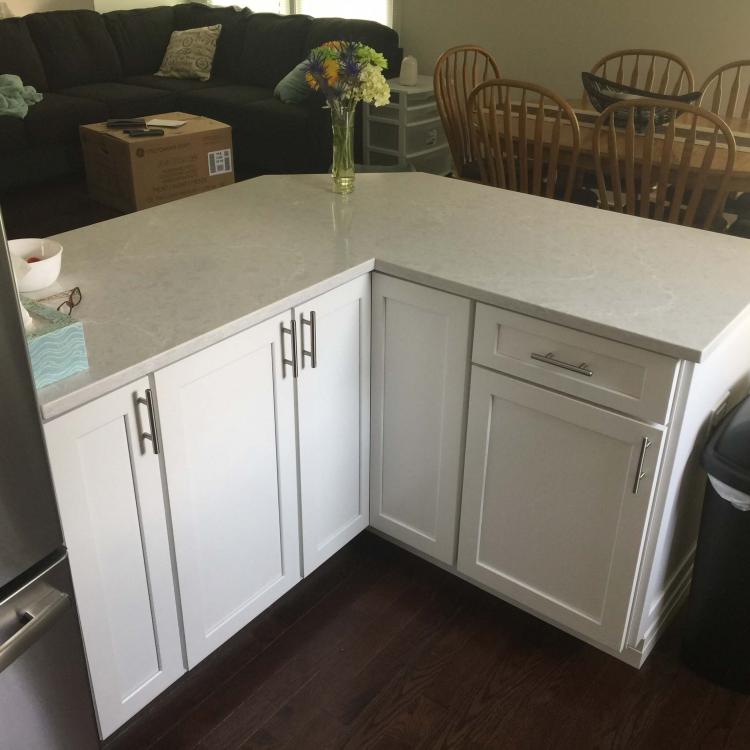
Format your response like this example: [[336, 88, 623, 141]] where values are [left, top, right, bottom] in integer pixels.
[[103, 532, 750, 750]]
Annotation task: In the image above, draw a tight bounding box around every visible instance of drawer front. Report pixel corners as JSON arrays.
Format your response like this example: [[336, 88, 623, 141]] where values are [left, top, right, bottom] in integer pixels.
[[473, 304, 679, 424]]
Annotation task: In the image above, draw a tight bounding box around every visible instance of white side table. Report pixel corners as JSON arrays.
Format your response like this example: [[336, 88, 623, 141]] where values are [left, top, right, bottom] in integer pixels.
[[363, 74, 451, 174]]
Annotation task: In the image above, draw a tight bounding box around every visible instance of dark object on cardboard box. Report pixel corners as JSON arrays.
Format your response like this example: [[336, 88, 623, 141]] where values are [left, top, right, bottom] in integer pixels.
[[0, 4, 403, 190], [125, 128, 164, 137], [581, 72, 701, 129], [107, 117, 146, 129]]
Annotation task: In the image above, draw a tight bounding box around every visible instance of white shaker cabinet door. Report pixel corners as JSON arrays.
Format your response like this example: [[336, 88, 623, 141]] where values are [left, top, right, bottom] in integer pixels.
[[295, 275, 371, 575], [44, 379, 184, 739], [458, 367, 664, 652], [155, 312, 300, 668], [370, 274, 471, 564]]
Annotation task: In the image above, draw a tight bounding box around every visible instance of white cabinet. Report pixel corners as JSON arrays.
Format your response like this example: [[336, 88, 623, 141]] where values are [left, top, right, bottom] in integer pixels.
[[44, 380, 184, 739], [370, 274, 471, 564], [458, 367, 664, 651], [155, 312, 300, 668], [296, 276, 371, 574]]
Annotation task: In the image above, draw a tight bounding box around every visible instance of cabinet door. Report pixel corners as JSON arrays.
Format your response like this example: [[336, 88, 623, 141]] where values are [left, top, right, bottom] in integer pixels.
[[44, 380, 184, 739], [155, 312, 300, 668], [458, 367, 664, 651], [370, 274, 471, 564], [296, 276, 371, 574]]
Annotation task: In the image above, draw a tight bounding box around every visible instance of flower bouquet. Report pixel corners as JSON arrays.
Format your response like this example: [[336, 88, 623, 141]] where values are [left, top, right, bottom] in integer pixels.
[[304, 41, 391, 193]]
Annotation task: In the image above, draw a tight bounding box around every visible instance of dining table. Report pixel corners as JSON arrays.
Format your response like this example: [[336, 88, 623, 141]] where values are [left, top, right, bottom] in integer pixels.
[[477, 98, 750, 193]]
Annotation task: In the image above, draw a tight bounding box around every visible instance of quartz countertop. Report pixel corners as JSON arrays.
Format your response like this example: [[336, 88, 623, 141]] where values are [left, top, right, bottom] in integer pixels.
[[35, 172, 750, 420]]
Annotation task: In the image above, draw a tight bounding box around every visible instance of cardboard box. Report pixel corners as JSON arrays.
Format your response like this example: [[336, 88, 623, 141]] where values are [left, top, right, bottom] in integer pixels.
[[80, 112, 234, 212]]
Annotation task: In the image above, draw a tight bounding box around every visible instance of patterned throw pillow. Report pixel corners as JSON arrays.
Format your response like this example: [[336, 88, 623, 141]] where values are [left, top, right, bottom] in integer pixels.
[[156, 25, 222, 82]]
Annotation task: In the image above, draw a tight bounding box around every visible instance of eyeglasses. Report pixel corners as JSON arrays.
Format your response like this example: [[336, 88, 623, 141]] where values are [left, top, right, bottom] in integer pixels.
[[36, 286, 83, 316]]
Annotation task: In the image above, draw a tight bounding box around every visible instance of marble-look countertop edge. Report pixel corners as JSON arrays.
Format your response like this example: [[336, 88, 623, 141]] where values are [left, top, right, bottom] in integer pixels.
[[39, 260, 375, 421], [40, 255, 743, 421], [371, 259, 710, 362]]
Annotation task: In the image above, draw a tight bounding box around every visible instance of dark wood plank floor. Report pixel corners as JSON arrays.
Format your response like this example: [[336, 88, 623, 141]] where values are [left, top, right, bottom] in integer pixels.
[[103, 532, 750, 750]]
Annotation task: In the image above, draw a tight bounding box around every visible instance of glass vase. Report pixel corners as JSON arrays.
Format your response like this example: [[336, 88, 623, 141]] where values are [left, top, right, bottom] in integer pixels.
[[330, 101, 356, 194]]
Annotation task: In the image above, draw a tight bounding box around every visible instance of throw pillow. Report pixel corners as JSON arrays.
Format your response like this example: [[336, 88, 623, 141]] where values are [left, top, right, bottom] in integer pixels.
[[274, 61, 314, 105], [156, 24, 222, 82]]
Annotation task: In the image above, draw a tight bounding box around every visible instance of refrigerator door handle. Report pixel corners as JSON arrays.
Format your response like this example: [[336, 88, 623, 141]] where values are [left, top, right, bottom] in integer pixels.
[[0, 585, 70, 673]]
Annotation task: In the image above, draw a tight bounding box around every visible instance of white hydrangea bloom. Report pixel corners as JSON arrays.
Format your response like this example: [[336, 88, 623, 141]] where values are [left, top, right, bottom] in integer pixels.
[[358, 64, 391, 107]]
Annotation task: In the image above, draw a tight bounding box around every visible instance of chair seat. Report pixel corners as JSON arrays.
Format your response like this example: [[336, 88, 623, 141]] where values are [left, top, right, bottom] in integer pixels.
[[60, 82, 176, 119]]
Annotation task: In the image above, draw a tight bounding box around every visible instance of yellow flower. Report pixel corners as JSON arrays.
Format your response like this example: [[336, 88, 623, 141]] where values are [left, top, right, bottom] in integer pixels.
[[323, 58, 339, 86]]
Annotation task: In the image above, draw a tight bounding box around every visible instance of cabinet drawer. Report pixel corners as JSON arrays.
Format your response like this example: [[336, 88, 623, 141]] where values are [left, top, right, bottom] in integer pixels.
[[368, 118, 447, 154], [473, 304, 679, 424]]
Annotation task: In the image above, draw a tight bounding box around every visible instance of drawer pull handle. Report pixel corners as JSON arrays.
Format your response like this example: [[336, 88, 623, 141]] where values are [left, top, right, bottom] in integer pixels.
[[300, 310, 317, 369], [136, 388, 160, 455], [530, 352, 594, 377], [280, 319, 299, 379], [633, 437, 653, 495]]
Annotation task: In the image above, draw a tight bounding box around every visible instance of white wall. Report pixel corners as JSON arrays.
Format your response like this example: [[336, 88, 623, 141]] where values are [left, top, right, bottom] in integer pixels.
[[397, 0, 750, 97]]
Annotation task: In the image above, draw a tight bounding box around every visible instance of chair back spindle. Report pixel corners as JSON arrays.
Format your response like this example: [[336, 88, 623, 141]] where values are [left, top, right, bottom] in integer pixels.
[[701, 61, 750, 120], [592, 99, 735, 230], [468, 79, 581, 202], [434, 45, 501, 179], [584, 49, 695, 106]]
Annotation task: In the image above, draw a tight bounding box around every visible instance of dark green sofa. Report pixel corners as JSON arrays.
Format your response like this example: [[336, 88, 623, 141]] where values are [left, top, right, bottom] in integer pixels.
[[0, 3, 402, 190]]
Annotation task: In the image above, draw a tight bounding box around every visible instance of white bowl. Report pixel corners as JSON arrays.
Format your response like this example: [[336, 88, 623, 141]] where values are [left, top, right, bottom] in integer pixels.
[[9, 238, 63, 292]]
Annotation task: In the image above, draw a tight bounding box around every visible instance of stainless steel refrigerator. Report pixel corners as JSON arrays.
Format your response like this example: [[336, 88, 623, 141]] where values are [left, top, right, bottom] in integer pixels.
[[0, 212, 99, 748]]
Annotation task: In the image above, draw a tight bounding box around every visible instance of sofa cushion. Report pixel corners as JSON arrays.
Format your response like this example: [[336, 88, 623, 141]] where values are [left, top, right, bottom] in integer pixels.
[[25, 11, 122, 90], [0, 115, 28, 151], [236, 97, 329, 173], [125, 74, 231, 93], [23, 92, 107, 146], [61, 82, 176, 119], [103, 6, 176, 77], [305, 17, 402, 74], [174, 2, 251, 81], [240, 14, 312, 90], [0, 18, 48, 92], [177, 84, 271, 126]]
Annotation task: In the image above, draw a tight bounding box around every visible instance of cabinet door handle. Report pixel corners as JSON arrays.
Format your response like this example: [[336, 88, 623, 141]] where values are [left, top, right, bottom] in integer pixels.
[[300, 311, 317, 369], [137, 388, 160, 455], [530, 352, 594, 377], [280, 319, 298, 378], [632, 436, 653, 494]]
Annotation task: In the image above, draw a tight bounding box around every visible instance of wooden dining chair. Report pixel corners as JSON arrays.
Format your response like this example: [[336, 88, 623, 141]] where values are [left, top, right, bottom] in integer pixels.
[[434, 45, 501, 180], [591, 99, 736, 230], [701, 60, 750, 119], [585, 49, 695, 104], [701, 61, 750, 218], [467, 79, 581, 202]]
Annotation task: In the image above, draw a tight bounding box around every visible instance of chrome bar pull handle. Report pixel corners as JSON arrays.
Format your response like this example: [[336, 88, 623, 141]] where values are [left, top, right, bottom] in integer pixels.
[[530, 352, 594, 377], [633, 436, 653, 495], [0, 586, 70, 674], [280, 319, 299, 378], [137, 388, 160, 455], [300, 310, 317, 369]]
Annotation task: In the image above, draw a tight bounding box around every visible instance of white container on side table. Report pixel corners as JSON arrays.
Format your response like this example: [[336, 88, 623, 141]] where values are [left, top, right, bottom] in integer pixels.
[[363, 74, 451, 174]]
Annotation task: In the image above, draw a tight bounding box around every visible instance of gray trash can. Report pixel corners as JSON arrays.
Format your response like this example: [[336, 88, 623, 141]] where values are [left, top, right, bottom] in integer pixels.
[[683, 395, 750, 691]]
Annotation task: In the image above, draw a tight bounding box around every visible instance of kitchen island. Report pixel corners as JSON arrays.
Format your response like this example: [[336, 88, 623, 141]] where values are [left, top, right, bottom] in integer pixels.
[[35, 174, 750, 738]]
